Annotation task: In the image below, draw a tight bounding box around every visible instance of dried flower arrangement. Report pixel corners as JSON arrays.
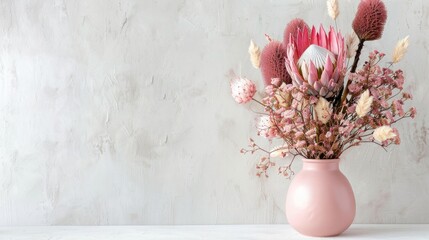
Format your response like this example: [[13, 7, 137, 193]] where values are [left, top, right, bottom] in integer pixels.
[[230, 0, 416, 178]]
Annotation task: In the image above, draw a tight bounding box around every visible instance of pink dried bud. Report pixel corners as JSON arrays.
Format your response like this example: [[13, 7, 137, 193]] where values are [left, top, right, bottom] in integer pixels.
[[260, 40, 291, 86], [309, 96, 319, 104], [295, 140, 307, 148], [402, 92, 412, 100], [392, 100, 405, 117], [305, 129, 317, 139], [295, 131, 305, 139], [278, 166, 290, 177], [271, 78, 282, 86], [256, 115, 277, 139], [348, 83, 362, 93], [410, 107, 417, 119], [347, 105, 356, 114], [265, 85, 276, 95], [352, 0, 387, 41], [385, 110, 394, 123], [392, 128, 400, 144], [283, 18, 310, 47], [230, 77, 256, 104]]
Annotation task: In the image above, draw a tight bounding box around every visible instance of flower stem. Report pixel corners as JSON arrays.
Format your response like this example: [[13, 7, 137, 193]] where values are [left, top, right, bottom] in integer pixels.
[[338, 39, 366, 105], [252, 98, 266, 107]]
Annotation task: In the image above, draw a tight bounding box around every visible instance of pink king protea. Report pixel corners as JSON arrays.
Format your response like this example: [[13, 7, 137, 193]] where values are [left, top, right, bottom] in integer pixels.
[[285, 25, 346, 98], [230, 77, 256, 104]]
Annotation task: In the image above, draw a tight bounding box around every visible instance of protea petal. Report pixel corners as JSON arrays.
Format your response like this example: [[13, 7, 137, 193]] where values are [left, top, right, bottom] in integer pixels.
[[308, 87, 318, 95], [319, 25, 328, 49], [328, 79, 337, 89], [314, 81, 322, 91], [285, 59, 293, 74], [308, 61, 318, 85], [320, 68, 330, 86], [288, 56, 300, 76], [292, 72, 304, 86], [332, 68, 340, 81], [329, 27, 339, 55], [311, 26, 318, 45], [296, 27, 310, 56], [323, 55, 334, 76], [301, 61, 309, 81], [319, 87, 328, 96], [287, 43, 298, 63]]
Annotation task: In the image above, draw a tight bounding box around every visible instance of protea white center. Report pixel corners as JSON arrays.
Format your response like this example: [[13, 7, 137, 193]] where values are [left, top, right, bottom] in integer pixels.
[[298, 44, 336, 70]]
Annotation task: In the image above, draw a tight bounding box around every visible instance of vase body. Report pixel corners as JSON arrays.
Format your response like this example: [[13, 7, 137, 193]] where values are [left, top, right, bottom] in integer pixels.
[[285, 159, 355, 237]]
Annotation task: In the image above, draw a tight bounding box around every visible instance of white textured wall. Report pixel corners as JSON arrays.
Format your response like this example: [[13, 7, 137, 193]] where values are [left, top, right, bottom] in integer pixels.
[[0, 0, 428, 225]]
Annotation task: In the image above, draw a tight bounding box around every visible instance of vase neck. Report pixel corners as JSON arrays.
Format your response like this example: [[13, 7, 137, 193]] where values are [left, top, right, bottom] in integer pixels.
[[302, 159, 340, 171]]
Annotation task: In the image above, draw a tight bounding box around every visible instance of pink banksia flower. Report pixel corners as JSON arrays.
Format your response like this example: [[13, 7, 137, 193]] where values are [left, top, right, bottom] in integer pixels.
[[260, 38, 291, 86], [283, 18, 310, 47], [352, 0, 387, 41], [285, 25, 346, 98], [230, 77, 256, 104]]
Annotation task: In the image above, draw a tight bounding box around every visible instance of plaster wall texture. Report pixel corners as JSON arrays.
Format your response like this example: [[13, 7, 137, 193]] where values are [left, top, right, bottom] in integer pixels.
[[0, 0, 428, 225]]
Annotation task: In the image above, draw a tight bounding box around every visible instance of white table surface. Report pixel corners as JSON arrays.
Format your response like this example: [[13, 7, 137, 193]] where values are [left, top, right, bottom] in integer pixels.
[[0, 225, 428, 240]]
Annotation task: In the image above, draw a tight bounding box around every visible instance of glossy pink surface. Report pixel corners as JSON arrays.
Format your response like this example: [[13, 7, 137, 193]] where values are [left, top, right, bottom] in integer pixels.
[[286, 159, 355, 237]]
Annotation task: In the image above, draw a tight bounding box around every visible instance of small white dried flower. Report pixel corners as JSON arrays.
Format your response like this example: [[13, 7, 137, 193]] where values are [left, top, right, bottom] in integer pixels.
[[356, 89, 373, 117], [373, 126, 396, 142], [392, 36, 409, 63], [314, 97, 332, 124], [346, 32, 358, 58], [248, 40, 261, 68], [327, 0, 339, 20]]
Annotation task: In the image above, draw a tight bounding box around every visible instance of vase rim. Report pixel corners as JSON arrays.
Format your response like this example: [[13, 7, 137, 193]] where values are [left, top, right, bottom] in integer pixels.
[[302, 158, 340, 163]]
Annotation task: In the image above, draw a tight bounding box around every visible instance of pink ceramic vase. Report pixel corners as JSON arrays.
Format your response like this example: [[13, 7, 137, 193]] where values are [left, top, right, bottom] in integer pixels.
[[285, 159, 355, 237]]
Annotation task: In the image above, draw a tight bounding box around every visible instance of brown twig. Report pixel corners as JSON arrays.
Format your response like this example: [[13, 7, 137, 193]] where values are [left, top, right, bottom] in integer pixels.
[[338, 39, 366, 107]]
